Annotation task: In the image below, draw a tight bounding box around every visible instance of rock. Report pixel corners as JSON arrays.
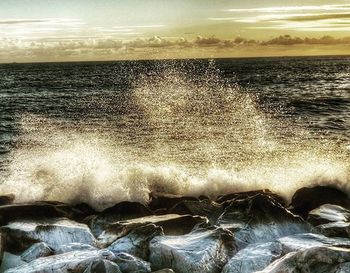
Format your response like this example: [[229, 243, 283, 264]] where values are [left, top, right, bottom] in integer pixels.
[[20, 242, 53, 263], [222, 241, 283, 273], [216, 190, 286, 205], [290, 186, 350, 218], [84, 259, 122, 273], [0, 252, 26, 272], [169, 199, 222, 225], [2, 218, 96, 252], [149, 227, 235, 273], [148, 192, 199, 212], [308, 204, 350, 226], [71, 203, 96, 220], [307, 204, 350, 226], [0, 232, 4, 265], [217, 192, 309, 249], [0, 203, 68, 226], [0, 194, 15, 205], [114, 252, 151, 273], [89, 202, 153, 237], [258, 246, 350, 273], [5, 249, 116, 273], [108, 224, 163, 260], [277, 233, 350, 252], [99, 214, 206, 247], [55, 243, 98, 254], [152, 268, 175, 273], [315, 221, 350, 238], [331, 262, 350, 272]]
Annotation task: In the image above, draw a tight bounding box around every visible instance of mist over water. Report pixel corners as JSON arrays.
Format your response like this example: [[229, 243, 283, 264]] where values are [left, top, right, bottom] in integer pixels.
[[0, 59, 349, 210]]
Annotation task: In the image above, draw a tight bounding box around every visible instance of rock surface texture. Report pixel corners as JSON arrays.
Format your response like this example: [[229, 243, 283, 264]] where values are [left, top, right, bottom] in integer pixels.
[[1, 186, 350, 273]]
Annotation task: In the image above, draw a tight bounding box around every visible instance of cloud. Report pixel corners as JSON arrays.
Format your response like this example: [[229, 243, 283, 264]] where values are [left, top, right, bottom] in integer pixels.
[[280, 13, 350, 22], [195, 36, 221, 46], [2, 34, 350, 62], [214, 4, 350, 32], [0, 19, 47, 25], [224, 4, 350, 13], [261, 35, 350, 45]]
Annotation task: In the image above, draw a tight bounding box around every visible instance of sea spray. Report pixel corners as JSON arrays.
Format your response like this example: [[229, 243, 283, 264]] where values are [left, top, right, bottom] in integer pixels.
[[0, 61, 349, 210]]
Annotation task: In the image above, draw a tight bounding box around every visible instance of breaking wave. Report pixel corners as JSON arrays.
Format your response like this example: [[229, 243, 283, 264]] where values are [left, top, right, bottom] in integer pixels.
[[0, 62, 349, 210]]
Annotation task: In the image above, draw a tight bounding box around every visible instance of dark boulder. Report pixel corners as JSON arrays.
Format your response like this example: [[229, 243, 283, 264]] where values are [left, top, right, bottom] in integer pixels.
[[1, 218, 96, 253], [216, 192, 309, 249], [222, 241, 283, 273], [0, 194, 15, 206], [20, 242, 53, 263], [307, 204, 350, 226], [259, 246, 350, 273], [290, 186, 350, 218], [89, 202, 153, 237], [98, 214, 206, 247], [84, 259, 122, 273], [169, 199, 222, 225], [216, 190, 286, 205], [5, 249, 116, 273], [315, 221, 350, 238], [108, 224, 163, 260], [148, 192, 199, 212], [114, 252, 151, 273], [0, 202, 68, 226]]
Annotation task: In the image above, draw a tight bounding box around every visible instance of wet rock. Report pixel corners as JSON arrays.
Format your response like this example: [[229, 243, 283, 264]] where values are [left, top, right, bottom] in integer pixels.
[[331, 262, 350, 272], [149, 227, 235, 273], [217, 193, 309, 249], [55, 242, 98, 254], [108, 224, 163, 260], [84, 259, 122, 273], [114, 252, 151, 273], [0, 203, 68, 226], [169, 199, 222, 225], [315, 221, 350, 238], [148, 192, 199, 212], [152, 268, 175, 273], [20, 242, 53, 263], [99, 214, 206, 247], [0, 252, 26, 272], [290, 186, 350, 218], [222, 241, 283, 273], [89, 202, 153, 237], [0, 232, 4, 265], [307, 204, 350, 226], [2, 218, 96, 252], [216, 190, 286, 205], [70, 203, 97, 222], [0, 194, 15, 206], [5, 249, 116, 273], [259, 246, 350, 273], [277, 233, 350, 252]]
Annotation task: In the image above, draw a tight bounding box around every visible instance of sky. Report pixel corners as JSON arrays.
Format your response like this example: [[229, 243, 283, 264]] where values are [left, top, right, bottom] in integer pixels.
[[2, 0, 350, 62]]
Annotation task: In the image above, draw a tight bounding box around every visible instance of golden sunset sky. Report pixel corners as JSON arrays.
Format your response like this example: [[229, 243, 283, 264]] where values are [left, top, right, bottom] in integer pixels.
[[2, 0, 350, 62]]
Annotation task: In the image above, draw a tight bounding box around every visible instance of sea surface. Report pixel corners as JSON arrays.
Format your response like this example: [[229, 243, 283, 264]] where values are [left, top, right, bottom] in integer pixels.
[[0, 56, 349, 209]]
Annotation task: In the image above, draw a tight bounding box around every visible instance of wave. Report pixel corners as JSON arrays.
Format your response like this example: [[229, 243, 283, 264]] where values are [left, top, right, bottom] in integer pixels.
[[0, 61, 349, 210]]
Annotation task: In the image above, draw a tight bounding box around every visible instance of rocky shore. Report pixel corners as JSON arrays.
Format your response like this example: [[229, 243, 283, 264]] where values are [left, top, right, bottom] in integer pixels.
[[1, 185, 350, 273]]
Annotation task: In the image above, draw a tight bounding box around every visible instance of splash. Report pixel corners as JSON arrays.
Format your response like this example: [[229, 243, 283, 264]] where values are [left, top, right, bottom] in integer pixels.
[[0, 61, 349, 210]]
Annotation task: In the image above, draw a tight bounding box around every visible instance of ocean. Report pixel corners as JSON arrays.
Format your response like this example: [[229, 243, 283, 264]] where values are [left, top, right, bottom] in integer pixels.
[[0, 56, 349, 210]]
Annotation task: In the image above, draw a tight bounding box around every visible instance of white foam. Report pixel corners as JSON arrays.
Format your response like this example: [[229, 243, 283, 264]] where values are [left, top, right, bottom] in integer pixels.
[[0, 63, 348, 210]]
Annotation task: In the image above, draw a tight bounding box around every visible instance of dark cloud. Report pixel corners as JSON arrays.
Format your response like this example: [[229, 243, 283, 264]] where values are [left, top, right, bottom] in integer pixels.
[[195, 36, 221, 46], [261, 35, 350, 45], [284, 13, 350, 22], [0, 19, 47, 25]]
